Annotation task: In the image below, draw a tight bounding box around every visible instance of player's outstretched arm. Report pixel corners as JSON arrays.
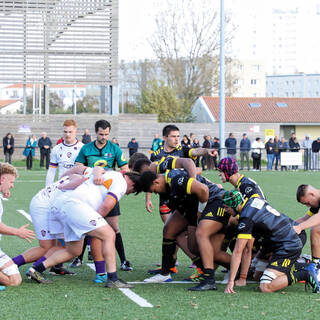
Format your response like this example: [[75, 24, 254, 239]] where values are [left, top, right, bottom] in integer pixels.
[[294, 213, 320, 233], [145, 192, 153, 213], [191, 148, 218, 158], [225, 238, 248, 294], [0, 223, 35, 243], [236, 238, 254, 287], [45, 167, 57, 186], [190, 180, 209, 203]]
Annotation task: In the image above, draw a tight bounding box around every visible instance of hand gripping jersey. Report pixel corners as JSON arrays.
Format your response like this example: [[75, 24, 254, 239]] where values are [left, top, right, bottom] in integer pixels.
[[49, 140, 84, 178], [150, 145, 195, 162], [55, 170, 127, 211], [75, 140, 127, 169], [237, 197, 303, 256], [235, 174, 265, 200]]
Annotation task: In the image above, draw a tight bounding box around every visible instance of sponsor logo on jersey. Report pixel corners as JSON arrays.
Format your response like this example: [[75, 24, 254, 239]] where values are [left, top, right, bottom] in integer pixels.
[[177, 177, 184, 185], [90, 220, 96, 226], [41, 230, 46, 237], [238, 222, 246, 230], [94, 159, 108, 167], [103, 179, 113, 189], [67, 152, 72, 158]]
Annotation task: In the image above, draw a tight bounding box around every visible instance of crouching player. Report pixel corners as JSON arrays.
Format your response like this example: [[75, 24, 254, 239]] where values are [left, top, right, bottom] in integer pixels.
[[26, 170, 141, 288], [223, 190, 319, 294], [0, 163, 35, 289]]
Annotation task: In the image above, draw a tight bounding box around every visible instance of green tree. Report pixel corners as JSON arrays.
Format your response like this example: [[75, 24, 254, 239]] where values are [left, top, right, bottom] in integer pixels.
[[139, 80, 194, 122], [74, 95, 99, 113]]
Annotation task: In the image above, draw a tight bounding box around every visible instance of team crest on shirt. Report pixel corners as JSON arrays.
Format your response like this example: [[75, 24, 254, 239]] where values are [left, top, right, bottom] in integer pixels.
[[41, 230, 46, 237], [90, 220, 97, 226], [177, 177, 185, 185], [238, 222, 246, 230], [67, 152, 72, 158]]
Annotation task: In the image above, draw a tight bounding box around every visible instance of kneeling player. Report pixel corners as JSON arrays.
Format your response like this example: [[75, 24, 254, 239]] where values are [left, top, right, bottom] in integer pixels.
[[223, 190, 319, 294]]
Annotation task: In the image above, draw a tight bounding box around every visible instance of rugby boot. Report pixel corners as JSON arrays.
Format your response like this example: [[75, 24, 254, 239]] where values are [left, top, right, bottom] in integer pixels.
[[105, 278, 134, 288], [305, 263, 320, 293], [49, 266, 75, 275], [188, 277, 217, 291], [26, 267, 52, 284]]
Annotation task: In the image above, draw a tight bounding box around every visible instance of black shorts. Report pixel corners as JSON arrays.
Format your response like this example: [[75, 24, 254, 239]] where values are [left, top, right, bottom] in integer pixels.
[[267, 250, 301, 275], [106, 202, 121, 218], [199, 199, 230, 228]]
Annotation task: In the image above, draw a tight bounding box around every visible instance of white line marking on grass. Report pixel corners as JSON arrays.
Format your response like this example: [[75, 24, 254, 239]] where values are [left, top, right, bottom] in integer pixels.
[[86, 264, 153, 308], [118, 288, 153, 308], [16, 180, 44, 183], [17, 209, 32, 222]]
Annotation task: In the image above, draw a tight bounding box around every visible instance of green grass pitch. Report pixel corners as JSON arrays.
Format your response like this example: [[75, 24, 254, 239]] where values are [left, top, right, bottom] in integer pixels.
[[0, 168, 320, 320]]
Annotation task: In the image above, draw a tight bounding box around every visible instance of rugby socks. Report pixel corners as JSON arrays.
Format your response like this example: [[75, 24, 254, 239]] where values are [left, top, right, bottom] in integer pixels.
[[161, 238, 177, 275], [203, 268, 215, 280], [12, 255, 26, 267], [312, 257, 320, 266], [288, 264, 309, 285], [33, 256, 46, 267], [94, 260, 106, 275], [107, 272, 118, 282], [55, 263, 63, 268], [115, 232, 126, 263], [77, 236, 89, 262], [34, 262, 46, 273]]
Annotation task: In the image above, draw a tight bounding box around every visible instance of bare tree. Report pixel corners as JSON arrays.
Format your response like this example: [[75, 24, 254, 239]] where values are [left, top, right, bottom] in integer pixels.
[[149, 0, 237, 106]]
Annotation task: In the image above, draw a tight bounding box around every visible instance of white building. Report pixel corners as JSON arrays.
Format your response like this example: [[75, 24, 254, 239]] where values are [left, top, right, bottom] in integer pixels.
[[266, 73, 320, 97]]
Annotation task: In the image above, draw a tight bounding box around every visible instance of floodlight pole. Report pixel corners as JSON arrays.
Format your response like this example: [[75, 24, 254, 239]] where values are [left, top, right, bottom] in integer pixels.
[[219, 0, 226, 158]]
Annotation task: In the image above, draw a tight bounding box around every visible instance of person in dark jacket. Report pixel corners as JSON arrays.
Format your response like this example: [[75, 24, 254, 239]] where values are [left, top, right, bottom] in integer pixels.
[[265, 137, 275, 170], [290, 137, 300, 171], [239, 133, 251, 170], [273, 136, 281, 170], [82, 129, 91, 145], [225, 133, 237, 159], [38, 132, 52, 169], [311, 138, 320, 170], [128, 138, 139, 157], [2, 133, 14, 164], [191, 138, 201, 167]]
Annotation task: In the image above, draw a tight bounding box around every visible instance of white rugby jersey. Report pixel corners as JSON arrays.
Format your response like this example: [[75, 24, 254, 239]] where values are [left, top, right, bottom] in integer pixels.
[[49, 140, 84, 178], [59, 170, 127, 211], [38, 167, 93, 203]]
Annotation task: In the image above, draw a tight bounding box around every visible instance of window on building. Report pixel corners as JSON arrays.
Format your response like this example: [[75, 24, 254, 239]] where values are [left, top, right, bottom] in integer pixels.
[[276, 102, 288, 108], [249, 102, 261, 108], [251, 79, 257, 85]]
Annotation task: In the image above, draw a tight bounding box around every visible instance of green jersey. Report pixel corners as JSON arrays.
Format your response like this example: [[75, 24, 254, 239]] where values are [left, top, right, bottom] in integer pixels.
[[75, 140, 127, 168]]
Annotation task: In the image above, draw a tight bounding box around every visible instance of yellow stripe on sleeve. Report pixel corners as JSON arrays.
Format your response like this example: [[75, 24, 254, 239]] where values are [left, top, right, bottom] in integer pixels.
[[172, 158, 177, 169], [237, 234, 252, 240], [307, 210, 314, 217], [186, 178, 194, 194]]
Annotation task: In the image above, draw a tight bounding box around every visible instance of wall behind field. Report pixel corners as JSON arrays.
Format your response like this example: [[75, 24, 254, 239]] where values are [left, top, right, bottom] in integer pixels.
[[0, 114, 280, 160]]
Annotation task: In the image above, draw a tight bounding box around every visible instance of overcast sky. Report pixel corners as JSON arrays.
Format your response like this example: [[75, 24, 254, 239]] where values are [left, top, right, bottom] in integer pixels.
[[118, 0, 320, 73]]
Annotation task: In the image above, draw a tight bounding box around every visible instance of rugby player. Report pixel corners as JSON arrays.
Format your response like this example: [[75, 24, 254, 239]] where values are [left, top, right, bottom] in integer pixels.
[[12, 165, 104, 274], [138, 169, 228, 291], [73, 119, 132, 283], [0, 163, 35, 289], [223, 190, 319, 294], [295, 185, 320, 267], [26, 170, 141, 288], [45, 119, 83, 275]]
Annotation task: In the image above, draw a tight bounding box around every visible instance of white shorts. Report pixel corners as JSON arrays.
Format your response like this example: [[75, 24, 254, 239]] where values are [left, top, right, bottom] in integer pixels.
[[0, 249, 19, 276], [49, 196, 107, 242], [30, 195, 57, 240]]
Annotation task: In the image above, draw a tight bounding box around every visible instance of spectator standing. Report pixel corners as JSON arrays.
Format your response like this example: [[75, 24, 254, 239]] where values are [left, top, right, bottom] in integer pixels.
[[189, 133, 195, 144], [251, 137, 264, 171], [265, 137, 275, 170], [302, 134, 313, 170], [82, 129, 92, 145], [181, 135, 191, 148], [212, 137, 220, 169], [239, 133, 251, 170], [191, 137, 200, 167], [290, 137, 300, 171], [150, 133, 162, 152], [273, 136, 281, 171], [2, 133, 14, 164], [279, 137, 289, 171], [202, 135, 213, 170], [128, 138, 139, 157], [23, 135, 37, 170], [311, 137, 320, 170], [38, 132, 52, 169], [225, 133, 237, 159]]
